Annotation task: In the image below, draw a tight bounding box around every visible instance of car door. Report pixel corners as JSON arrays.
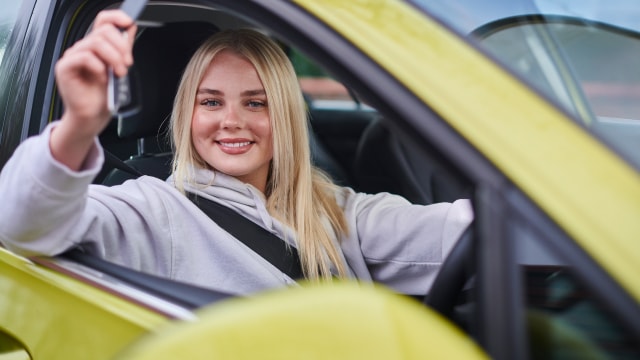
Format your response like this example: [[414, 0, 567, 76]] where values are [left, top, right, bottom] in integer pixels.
[[0, 1, 201, 359], [1, 0, 638, 359], [287, 1, 640, 359], [1, 2, 46, 358], [472, 184, 640, 359]]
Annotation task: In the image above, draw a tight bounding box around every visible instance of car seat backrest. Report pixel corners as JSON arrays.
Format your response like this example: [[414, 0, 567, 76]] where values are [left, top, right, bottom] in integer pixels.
[[308, 125, 350, 185], [119, 21, 218, 149], [102, 22, 217, 186], [353, 118, 465, 204]]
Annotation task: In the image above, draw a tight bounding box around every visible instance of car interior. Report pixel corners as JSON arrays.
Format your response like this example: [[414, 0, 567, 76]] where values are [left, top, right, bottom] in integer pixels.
[[43, 1, 473, 314], [91, 3, 471, 203], [96, 17, 369, 189]]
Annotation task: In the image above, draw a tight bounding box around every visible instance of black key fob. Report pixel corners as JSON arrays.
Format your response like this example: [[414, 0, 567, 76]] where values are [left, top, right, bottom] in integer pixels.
[[107, 0, 148, 116]]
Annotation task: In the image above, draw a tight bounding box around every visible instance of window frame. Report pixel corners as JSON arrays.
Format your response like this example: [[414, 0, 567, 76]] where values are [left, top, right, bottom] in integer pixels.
[[475, 183, 640, 359], [0, 0, 38, 165]]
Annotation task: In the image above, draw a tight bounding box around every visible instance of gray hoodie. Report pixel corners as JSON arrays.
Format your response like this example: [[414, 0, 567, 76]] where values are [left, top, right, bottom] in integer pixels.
[[0, 123, 473, 296]]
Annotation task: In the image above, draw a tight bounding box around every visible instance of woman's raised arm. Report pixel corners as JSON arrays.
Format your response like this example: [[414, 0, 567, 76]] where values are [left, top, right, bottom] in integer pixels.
[[50, 10, 136, 170]]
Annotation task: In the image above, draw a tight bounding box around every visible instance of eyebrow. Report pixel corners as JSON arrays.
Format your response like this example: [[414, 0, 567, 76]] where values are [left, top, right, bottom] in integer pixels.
[[196, 88, 266, 97]]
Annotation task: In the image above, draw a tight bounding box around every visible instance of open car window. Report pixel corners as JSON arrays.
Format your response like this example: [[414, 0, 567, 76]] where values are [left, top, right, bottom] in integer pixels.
[[46, 1, 474, 310]]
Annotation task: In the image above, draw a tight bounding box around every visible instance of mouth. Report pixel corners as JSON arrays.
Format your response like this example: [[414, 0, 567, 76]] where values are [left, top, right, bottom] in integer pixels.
[[215, 139, 256, 154], [217, 140, 254, 148]]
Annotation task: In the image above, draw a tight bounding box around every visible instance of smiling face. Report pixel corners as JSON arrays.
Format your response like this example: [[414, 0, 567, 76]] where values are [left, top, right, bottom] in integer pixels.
[[191, 50, 273, 192]]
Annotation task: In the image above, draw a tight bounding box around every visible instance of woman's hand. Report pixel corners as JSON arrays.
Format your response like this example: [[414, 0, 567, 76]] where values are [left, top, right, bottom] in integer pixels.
[[50, 10, 137, 170]]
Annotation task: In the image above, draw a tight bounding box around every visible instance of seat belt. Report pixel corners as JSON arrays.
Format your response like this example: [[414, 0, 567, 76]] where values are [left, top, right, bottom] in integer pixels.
[[186, 193, 305, 280], [102, 150, 304, 280], [104, 150, 144, 177]]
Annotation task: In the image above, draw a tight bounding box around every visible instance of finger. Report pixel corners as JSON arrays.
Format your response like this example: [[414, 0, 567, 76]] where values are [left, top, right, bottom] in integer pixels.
[[66, 42, 123, 78], [55, 51, 111, 117], [90, 10, 137, 68], [93, 9, 135, 31], [93, 24, 134, 74], [94, 17, 136, 70], [56, 49, 110, 85], [73, 26, 132, 76], [58, 52, 111, 86]]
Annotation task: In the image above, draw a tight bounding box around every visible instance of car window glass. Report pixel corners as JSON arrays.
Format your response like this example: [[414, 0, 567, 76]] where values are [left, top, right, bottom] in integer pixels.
[[282, 46, 381, 190], [476, 19, 640, 168], [512, 221, 640, 359], [0, 0, 26, 150], [0, 0, 23, 67], [411, 0, 640, 169], [283, 39, 473, 202], [289, 47, 368, 110]]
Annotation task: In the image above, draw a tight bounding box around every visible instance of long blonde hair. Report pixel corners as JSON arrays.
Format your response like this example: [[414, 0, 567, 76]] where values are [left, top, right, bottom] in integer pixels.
[[170, 29, 348, 280]]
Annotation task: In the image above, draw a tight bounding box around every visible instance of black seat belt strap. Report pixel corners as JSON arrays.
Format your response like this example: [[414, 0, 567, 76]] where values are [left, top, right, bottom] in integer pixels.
[[100, 151, 304, 279], [187, 193, 304, 280]]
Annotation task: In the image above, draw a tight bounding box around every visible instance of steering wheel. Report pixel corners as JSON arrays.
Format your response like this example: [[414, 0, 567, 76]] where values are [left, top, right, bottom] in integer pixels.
[[424, 224, 475, 321]]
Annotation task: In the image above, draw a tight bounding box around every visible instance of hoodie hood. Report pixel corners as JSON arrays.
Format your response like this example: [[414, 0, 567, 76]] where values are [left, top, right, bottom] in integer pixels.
[[167, 167, 297, 247]]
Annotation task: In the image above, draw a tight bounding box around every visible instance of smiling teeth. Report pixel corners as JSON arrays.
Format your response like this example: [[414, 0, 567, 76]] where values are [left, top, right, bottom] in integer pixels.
[[220, 142, 251, 148]]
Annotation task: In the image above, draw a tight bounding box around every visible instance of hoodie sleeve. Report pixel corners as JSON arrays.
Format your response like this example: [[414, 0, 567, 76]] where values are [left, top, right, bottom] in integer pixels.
[[0, 122, 104, 256], [338, 188, 473, 295], [0, 122, 177, 277]]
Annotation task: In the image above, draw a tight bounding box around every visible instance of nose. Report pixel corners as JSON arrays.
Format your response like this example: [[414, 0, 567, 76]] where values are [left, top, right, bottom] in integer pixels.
[[220, 104, 244, 129]]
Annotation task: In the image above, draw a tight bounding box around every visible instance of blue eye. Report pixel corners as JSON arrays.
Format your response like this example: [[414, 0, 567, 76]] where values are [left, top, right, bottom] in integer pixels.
[[247, 100, 266, 108], [201, 99, 221, 107]]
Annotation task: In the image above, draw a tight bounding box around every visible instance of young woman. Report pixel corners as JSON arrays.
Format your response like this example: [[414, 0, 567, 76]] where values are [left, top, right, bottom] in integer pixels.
[[0, 10, 472, 296]]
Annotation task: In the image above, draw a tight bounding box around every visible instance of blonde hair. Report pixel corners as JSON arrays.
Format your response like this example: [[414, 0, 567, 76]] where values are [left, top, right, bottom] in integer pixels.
[[170, 29, 348, 280]]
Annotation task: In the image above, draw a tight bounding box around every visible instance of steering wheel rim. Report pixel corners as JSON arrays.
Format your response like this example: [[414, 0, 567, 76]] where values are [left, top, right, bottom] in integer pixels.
[[425, 224, 474, 319]]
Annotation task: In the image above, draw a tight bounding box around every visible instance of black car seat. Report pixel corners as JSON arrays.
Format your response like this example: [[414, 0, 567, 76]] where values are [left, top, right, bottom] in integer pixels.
[[353, 118, 466, 204], [101, 21, 216, 185], [308, 121, 350, 186], [101, 22, 350, 187]]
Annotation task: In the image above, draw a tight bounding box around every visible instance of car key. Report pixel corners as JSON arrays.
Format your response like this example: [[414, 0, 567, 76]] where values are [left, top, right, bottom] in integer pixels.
[[107, 0, 148, 116]]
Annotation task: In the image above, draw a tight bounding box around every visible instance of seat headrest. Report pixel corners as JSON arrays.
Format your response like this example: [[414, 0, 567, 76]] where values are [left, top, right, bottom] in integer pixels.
[[117, 22, 218, 141]]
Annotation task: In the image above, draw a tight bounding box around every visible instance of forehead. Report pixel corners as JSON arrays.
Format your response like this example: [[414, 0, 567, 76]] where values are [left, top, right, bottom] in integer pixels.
[[209, 50, 255, 74], [199, 50, 263, 89]]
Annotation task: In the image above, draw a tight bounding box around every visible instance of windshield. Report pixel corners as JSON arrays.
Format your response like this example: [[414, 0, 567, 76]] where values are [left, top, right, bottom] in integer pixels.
[[411, 0, 640, 168]]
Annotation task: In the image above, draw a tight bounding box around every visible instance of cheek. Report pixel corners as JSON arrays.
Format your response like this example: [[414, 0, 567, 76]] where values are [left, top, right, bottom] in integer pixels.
[[191, 111, 216, 140], [190, 115, 211, 158], [257, 118, 274, 154]]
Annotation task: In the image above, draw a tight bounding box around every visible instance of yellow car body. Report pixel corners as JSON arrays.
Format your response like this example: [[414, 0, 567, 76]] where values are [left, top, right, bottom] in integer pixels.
[[0, 0, 637, 359], [297, 0, 640, 302]]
